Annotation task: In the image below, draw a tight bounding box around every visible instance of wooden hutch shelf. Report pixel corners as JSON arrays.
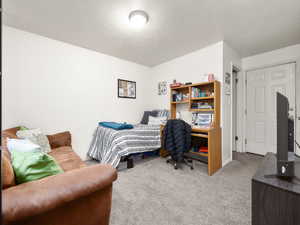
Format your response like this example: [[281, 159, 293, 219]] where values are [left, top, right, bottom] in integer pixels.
[[191, 133, 208, 138], [170, 81, 221, 126], [190, 151, 209, 158], [166, 80, 222, 175], [171, 100, 189, 104], [190, 108, 215, 112], [190, 96, 215, 100]]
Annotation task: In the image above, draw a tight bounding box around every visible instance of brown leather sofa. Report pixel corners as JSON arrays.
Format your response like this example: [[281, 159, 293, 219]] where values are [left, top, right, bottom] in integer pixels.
[[1, 127, 118, 225]]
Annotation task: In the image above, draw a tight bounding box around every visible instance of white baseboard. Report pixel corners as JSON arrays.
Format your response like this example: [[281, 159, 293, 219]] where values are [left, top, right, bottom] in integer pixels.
[[222, 158, 231, 167]]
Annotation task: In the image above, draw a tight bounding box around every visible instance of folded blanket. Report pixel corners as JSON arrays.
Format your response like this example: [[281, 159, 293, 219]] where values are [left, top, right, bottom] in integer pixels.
[[99, 122, 133, 130]]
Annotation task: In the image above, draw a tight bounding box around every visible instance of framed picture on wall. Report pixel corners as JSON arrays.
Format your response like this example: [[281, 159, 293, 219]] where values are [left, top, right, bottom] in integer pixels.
[[118, 79, 136, 99], [158, 81, 167, 95]]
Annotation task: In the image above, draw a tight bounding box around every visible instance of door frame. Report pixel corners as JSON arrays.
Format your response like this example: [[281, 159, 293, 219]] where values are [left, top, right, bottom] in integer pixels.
[[230, 63, 241, 161], [243, 59, 299, 155]]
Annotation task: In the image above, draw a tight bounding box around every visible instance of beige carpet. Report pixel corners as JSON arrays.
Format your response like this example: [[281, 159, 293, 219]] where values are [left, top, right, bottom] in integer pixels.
[[108, 153, 262, 225]]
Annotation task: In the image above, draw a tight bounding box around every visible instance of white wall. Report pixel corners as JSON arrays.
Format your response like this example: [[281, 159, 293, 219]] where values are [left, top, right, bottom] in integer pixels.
[[4, 27, 235, 165], [242, 44, 300, 156], [148, 42, 234, 165], [149, 42, 223, 108], [242, 44, 300, 70], [3, 26, 150, 159], [8, 24, 298, 164], [222, 42, 242, 163]]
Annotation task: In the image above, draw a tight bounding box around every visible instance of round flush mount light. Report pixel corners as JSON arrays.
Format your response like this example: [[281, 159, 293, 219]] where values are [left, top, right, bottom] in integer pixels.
[[128, 10, 149, 28]]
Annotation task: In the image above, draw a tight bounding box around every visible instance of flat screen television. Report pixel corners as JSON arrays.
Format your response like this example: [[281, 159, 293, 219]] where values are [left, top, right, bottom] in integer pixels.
[[276, 92, 294, 178]]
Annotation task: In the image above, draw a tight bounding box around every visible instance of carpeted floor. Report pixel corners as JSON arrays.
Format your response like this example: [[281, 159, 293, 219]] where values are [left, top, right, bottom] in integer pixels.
[[88, 153, 263, 225]]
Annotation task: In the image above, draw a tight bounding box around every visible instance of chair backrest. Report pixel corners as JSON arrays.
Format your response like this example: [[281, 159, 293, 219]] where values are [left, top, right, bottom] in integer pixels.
[[163, 119, 191, 152]]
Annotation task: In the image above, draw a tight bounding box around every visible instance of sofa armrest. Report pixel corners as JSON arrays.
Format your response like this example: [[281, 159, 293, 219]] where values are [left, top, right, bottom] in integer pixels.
[[47, 131, 72, 148], [2, 164, 117, 224]]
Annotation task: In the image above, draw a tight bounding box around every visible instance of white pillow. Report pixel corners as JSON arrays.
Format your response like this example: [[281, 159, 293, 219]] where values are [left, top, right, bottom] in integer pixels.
[[16, 128, 51, 153], [7, 138, 41, 152], [148, 116, 167, 125]]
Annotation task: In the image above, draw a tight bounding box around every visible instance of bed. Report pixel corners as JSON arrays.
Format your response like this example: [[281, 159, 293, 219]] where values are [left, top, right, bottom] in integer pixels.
[[87, 124, 162, 168]]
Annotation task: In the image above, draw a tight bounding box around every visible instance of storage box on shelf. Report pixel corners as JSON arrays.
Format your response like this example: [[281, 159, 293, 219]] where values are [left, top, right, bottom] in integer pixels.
[[171, 86, 190, 104]]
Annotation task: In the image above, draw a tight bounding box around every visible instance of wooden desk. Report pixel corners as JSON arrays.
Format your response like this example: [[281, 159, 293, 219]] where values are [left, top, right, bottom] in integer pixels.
[[160, 125, 222, 176], [252, 153, 300, 225]]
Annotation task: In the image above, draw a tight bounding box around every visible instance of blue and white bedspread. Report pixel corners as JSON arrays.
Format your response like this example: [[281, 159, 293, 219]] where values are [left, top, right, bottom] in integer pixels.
[[87, 124, 161, 168]]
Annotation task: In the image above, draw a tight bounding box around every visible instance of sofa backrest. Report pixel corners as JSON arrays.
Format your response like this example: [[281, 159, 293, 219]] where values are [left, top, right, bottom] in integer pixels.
[[1, 127, 20, 189], [2, 150, 16, 189]]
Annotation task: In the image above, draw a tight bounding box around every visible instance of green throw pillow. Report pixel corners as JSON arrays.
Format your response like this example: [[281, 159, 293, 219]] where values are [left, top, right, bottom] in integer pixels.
[[11, 150, 63, 184], [19, 126, 29, 131]]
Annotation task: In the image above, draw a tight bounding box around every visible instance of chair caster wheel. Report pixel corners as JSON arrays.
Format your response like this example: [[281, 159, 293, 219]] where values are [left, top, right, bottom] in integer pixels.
[[175, 166, 178, 170], [191, 167, 194, 170]]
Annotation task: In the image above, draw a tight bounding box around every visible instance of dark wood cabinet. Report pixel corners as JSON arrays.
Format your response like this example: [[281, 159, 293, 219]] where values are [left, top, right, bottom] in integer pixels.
[[252, 153, 300, 225]]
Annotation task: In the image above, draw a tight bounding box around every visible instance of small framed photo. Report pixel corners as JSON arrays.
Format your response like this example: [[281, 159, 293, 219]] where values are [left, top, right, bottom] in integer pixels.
[[158, 81, 167, 95], [118, 79, 136, 99]]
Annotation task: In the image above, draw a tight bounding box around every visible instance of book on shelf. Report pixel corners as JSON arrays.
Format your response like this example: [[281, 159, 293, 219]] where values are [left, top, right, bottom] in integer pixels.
[[191, 102, 213, 109], [199, 152, 208, 155], [191, 146, 208, 154], [170, 83, 183, 88], [199, 146, 208, 153], [191, 87, 214, 98]]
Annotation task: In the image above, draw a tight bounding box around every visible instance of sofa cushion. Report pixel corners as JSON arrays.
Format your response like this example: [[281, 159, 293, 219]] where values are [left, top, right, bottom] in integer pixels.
[[2, 150, 16, 189], [2, 127, 19, 139], [1, 129, 18, 189], [7, 138, 42, 153], [2, 127, 19, 152], [16, 128, 51, 153], [49, 147, 86, 172], [47, 131, 72, 149], [11, 150, 63, 184]]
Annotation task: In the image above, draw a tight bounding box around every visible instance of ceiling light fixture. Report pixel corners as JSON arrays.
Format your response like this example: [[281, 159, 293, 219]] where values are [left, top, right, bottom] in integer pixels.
[[128, 10, 149, 28]]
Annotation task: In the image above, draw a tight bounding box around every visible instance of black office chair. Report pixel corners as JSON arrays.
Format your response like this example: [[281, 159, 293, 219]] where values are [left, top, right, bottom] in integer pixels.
[[166, 154, 194, 170], [163, 119, 194, 170]]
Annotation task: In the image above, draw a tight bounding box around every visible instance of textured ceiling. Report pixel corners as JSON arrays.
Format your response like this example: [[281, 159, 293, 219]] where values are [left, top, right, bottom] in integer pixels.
[[3, 0, 300, 66]]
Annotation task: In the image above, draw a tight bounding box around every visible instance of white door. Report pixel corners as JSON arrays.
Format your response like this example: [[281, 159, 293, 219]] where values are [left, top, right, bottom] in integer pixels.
[[246, 63, 295, 155]]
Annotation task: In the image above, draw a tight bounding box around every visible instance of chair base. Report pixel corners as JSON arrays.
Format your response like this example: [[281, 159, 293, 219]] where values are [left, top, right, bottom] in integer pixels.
[[166, 157, 194, 170]]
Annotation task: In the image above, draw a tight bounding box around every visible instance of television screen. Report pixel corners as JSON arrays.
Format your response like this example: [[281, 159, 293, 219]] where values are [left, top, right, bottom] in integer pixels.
[[277, 92, 289, 161]]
